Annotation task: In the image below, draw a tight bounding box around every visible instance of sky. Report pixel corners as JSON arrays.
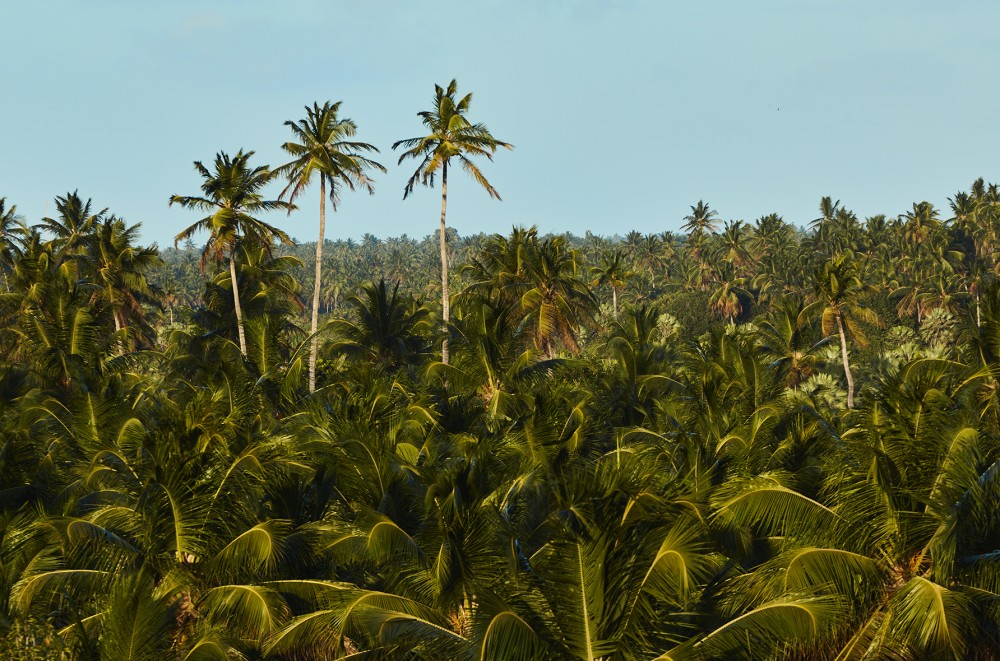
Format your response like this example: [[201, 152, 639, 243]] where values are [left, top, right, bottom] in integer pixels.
[[2, 1, 999, 247]]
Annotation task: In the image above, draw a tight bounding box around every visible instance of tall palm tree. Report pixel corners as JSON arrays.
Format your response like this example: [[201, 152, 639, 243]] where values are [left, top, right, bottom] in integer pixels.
[[708, 263, 751, 324], [276, 101, 385, 393], [808, 254, 881, 408], [170, 150, 293, 356], [393, 79, 512, 365], [900, 200, 943, 248], [681, 200, 719, 290]]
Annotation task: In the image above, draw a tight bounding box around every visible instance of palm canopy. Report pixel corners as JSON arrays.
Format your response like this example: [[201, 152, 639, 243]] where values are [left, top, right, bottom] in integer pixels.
[[275, 100, 385, 209], [809, 253, 880, 343], [36, 190, 106, 258], [591, 249, 635, 319], [392, 79, 512, 199], [807, 253, 882, 408], [681, 200, 720, 236], [170, 150, 293, 264]]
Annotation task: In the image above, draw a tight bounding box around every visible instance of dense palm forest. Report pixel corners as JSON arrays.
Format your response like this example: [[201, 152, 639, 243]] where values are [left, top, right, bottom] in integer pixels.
[[5, 91, 1000, 660]]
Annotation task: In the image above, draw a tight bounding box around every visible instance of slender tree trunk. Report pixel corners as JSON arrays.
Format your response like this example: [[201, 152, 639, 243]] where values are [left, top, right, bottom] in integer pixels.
[[109, 286, 124, 351], [309, 179, 326, 393], [230, 251, 247, 356], [169, 304, 174, 326], [612, 286, 618, 320], [976, 292, 981, 328], [439, 162, 450, 365], [835, 313, 855, 409]]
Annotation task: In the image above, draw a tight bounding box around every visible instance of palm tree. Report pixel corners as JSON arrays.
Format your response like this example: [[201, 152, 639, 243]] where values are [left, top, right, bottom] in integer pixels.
[[716, 219, 753, 273], [681, 199, 720, 236], [326, 279, 432, 369], [276, 101, 386, 393], [170, 150, 293, 356], [808, 254, 881, 408], [393, 79, 512, 365], [708, 263, 751, 324], [83, 216, 162, 340], [810, 195, 841, 232], [681, 200, 720, 290], [900, 200, 943, 248], [520, 237, 597, 358], [590, 250, 634, 319], [757, 295, 825, 387], [0, 198, 27, 292], [36, 191, 106, 263]]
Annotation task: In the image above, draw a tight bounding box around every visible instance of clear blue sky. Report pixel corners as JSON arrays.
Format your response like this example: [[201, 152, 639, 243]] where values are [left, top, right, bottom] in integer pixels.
[[2, 1, 998, 247]]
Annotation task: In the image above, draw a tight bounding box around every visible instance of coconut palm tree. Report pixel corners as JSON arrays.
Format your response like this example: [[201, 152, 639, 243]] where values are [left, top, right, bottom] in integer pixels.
[[756, 295, 825, 387], [82, 215, 162, 343], [36, 191, 106, 265], [520, 237, 597, 358], [681, 199, 720, 237], [326, 279, 432, 369], [590, 250, 634, 319], [393, 79, 512, 365], [708, 264, 751, 324], [808, 254, 881, 408], [682, 201, 720, 291], [0, 198, 27, 292], [170, 150, 293, 356], [276, 101, 385, 393]]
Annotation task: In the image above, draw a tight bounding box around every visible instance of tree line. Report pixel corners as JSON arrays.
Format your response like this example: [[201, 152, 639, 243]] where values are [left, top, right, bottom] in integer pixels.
[[4, 81, 1000, 658]]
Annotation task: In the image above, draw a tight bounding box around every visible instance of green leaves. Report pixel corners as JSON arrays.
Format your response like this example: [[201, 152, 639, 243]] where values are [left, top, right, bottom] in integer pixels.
[[696, 596, 840, 659], [713, 472, 837, 537], [95, 574, 177, 661], [887, 577, 977, 660], [393, 79, 511, 200]]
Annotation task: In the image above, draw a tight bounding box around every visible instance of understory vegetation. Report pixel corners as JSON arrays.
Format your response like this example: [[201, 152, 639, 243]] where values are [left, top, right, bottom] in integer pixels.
[[4, 94, 1000, 659]]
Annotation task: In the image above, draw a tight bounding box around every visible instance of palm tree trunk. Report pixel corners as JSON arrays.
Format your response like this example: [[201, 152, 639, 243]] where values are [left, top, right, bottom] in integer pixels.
[[230, 252, 247, 356], [169, 304, 174, 326], [612, 285, 618, 320], [439, 162, 450, 365], [835, 313, 855, 409], [308, 178, 326, 393]]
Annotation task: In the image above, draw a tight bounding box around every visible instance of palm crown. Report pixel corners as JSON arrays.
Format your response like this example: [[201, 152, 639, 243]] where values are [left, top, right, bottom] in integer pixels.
[[277, 101, 385, 210], [171, 150, 292, 263], [393, 79, 512, 200]]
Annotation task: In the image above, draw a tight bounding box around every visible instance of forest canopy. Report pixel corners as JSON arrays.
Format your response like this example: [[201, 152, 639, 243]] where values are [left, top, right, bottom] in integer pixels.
[[3, 93, 1000, 659]]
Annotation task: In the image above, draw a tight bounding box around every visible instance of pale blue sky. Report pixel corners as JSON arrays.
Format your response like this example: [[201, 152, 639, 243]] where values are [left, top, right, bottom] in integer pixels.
[[2, 1, 998, 247]]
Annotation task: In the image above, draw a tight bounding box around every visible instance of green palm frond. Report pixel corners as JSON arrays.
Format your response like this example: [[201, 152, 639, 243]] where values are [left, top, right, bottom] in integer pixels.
[[95, 573, 177, 661], [199, 583, 289, 640], [695, 595, 841, 659], [713, 472, 837, 536]]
